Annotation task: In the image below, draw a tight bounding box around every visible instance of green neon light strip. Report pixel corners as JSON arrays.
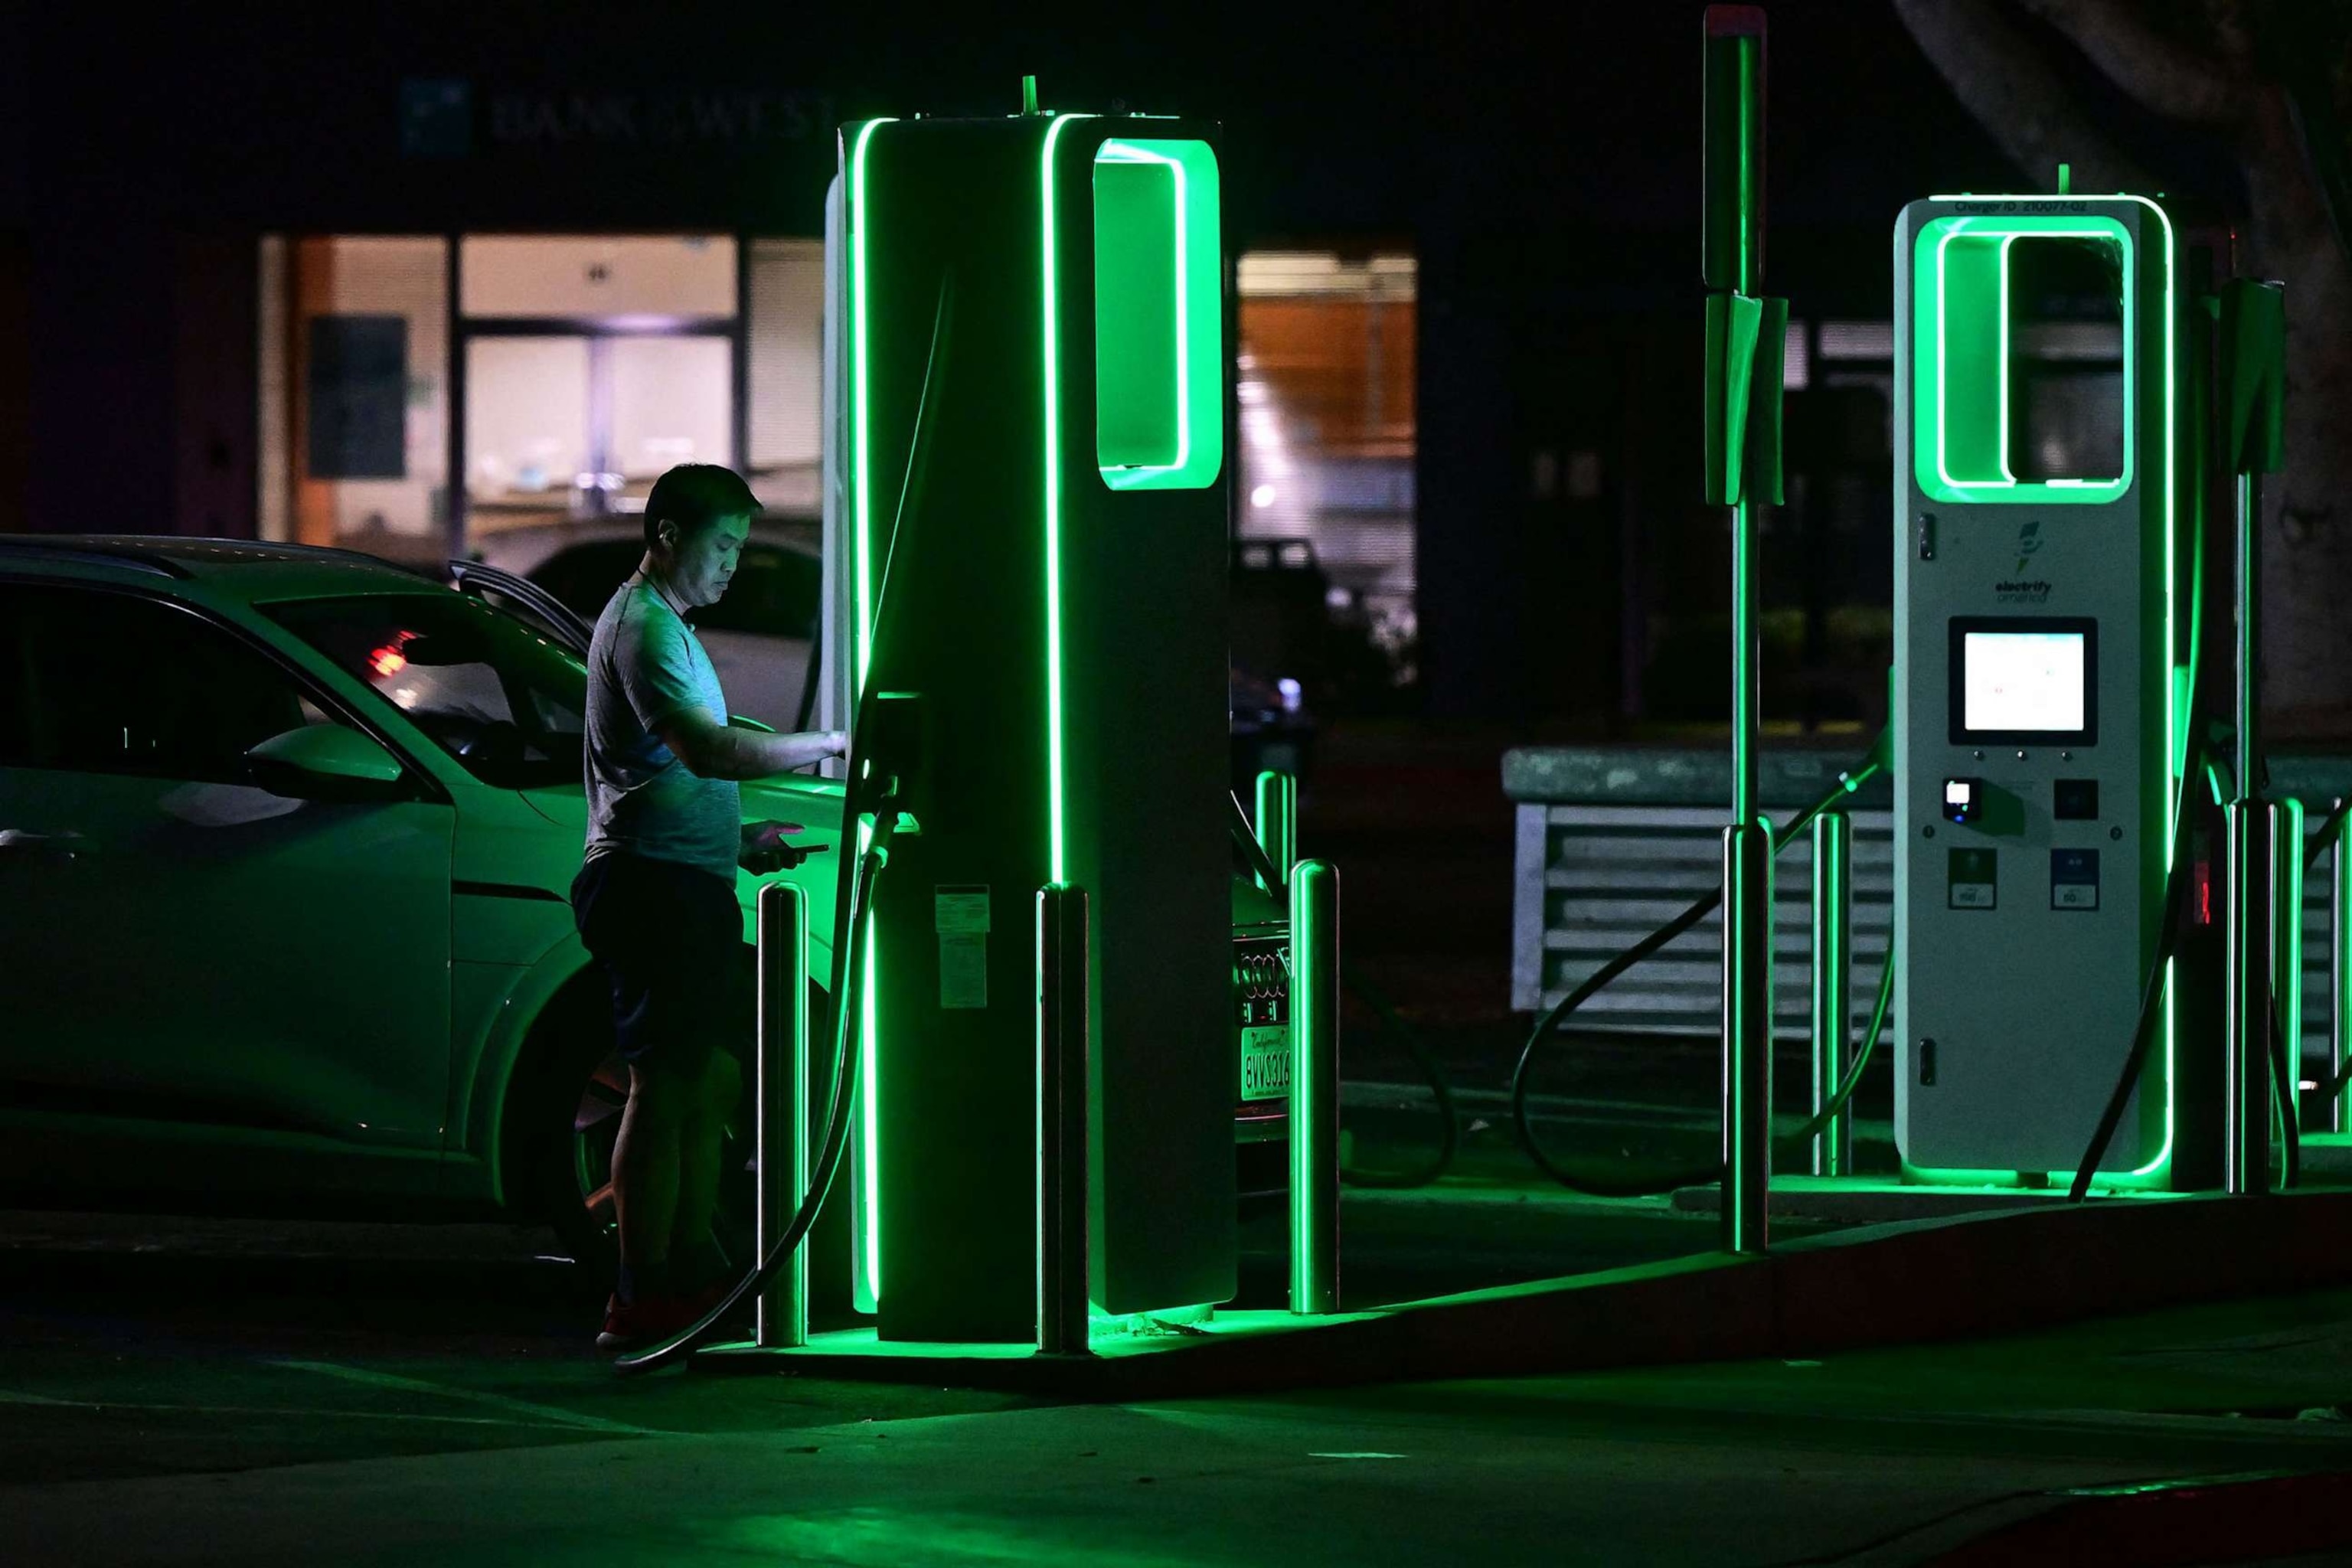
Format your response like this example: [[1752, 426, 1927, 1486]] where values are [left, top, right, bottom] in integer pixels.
[[1039, 113, 1094, 883], [851, 118, 893, 690], [1996, 234, 2014, 483], [2138, 192, 2177, 1183], [1922, 215, 2134, 501], [847, 117, 895, 1308]]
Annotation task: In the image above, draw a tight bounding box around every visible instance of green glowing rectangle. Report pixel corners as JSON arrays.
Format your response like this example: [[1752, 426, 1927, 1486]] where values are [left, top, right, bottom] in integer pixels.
[[1091, 138, 1221, 491], [1913, 214, 2134, 505]]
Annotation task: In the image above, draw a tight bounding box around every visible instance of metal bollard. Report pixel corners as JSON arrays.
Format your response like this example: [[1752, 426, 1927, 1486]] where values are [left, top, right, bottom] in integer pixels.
[[1254, 770, 1298, 893], [2225, 801, 2277, 1195], [1809, 810, 1853, 1178], [1036, 884, 1090, 1354], [1721, 822, 1773, 1251], [2334, 802, 2349, 1135], [754, 880, 810, 1349], [1289, 859, 1341, 1315], [2275, 797, 2305, 1132]]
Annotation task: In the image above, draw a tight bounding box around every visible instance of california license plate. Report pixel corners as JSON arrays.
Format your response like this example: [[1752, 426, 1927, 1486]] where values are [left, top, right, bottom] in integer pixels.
[[1240, 1024, 1291, 1101]]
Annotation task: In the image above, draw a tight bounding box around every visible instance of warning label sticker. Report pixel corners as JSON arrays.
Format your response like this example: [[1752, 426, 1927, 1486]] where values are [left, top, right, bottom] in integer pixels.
[[935, 887, 991, 935], [936, 887, 989, 1009]]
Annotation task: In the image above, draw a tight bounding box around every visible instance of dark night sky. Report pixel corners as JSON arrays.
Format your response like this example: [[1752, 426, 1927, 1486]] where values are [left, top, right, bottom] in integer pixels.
[[5, 2, 2038, 300]]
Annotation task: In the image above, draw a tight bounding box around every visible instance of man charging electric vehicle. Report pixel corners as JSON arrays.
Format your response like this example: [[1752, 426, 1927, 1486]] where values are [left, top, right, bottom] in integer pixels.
[[570, 462, 848, 1350]]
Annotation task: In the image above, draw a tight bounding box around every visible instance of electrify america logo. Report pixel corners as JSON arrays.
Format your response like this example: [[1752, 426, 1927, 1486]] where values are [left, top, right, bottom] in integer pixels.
[[1996, 519, 2052, 603]]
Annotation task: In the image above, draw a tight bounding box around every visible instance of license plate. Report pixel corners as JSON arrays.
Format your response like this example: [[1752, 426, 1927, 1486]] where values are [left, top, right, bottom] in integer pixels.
[[1240, 1024, 1291, 1101]]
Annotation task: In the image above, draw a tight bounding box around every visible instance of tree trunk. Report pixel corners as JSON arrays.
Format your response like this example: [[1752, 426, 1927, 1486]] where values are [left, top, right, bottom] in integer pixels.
[[2243, 86, 2352, 727], [1893, 0, 2352, 727]]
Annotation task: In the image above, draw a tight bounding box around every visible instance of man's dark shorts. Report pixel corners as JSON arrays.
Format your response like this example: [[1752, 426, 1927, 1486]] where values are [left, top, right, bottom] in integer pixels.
[[571, 852, 747, 1076]]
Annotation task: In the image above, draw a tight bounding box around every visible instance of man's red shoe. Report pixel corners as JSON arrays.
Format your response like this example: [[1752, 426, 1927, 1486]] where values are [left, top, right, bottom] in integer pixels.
[[596, 1291, 701, 1353]]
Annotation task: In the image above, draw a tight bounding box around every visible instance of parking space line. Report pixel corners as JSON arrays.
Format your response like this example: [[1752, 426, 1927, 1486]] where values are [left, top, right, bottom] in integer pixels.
[[269, 1360, 656, 1436], [0, 1387, 81, 1406], [0, 1393, 572, 1428]]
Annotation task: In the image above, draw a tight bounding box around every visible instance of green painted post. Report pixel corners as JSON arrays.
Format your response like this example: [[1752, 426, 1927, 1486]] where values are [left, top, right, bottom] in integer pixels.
[[1810, 809, 1853, 1177], [2335, 806, 2350, 1135], [1255, 769, 1297, 895], [1722, 824, 1773, 1245], [2226, 803, 2276, 1194], [1289, 860, 1341, 1315], [755, 880, 810, 1349], [2275, 797, 2305, 1132], [2220, 277, 2287, 1189]]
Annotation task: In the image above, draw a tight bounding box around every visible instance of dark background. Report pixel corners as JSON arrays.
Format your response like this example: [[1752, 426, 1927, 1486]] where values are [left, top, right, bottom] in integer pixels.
[[0, 1, 2099, 728]]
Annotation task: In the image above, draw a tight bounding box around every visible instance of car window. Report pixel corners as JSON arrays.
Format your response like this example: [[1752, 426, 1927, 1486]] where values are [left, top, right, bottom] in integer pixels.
[[263, 592, 587, 790], [0, 582, 343, 782], [531, 541, 642, 619], [691, 544, 821, 639], [530, 537, 818, 639]]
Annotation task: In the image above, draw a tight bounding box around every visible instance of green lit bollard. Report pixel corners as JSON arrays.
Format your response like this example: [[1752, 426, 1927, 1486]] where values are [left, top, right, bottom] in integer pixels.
[[2275, 797, 2305, 1132], [1289, 860, 1341, 1315], [755, 880, 810, 1349], [2334, 802, 2349, 1135], [1254, 769, 1298, 895], [2225, 802, 2277, 1195], [1722, 822, 1773, 1250], [1809, 810, 1853, 1178], [1036, 884, 1090, 1354]]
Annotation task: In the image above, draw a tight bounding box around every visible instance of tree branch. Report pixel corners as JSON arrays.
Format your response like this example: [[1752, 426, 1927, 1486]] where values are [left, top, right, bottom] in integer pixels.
[[2019, 0, 2251, 128], [1892, 0, 2160, 194]]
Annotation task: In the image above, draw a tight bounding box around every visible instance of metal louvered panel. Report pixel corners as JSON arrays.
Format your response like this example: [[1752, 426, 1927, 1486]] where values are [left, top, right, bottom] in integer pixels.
[[1512, 803, 1895, 1040], [2298, 822, 2341, 1072]]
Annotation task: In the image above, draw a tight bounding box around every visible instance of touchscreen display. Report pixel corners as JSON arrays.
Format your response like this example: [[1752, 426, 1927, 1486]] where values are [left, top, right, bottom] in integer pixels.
[[1962, 630, 2088, 734]]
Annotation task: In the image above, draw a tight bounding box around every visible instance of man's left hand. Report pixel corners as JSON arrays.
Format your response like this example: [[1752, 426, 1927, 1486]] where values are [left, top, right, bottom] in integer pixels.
[[740, 820, 812, 874]]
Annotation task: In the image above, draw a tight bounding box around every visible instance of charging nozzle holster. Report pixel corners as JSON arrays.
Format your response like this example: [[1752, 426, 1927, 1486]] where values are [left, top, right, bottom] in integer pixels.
[[856, 691, 928, 825]]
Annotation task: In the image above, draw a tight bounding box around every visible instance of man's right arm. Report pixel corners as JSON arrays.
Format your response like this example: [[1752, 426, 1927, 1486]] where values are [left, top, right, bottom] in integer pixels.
[[654, 711, 846, 781]]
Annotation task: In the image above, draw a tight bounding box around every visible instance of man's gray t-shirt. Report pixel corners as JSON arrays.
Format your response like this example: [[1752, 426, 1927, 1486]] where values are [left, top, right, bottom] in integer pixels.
[[583, 575, 740, 882]]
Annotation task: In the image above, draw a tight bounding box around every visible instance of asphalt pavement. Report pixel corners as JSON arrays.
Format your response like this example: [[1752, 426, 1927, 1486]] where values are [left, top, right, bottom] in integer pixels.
[[6, 1196, 2352, 1565]]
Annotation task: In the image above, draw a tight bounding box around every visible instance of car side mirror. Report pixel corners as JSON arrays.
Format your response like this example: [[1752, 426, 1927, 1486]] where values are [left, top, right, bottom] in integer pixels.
[[245, 725, 411, 802]]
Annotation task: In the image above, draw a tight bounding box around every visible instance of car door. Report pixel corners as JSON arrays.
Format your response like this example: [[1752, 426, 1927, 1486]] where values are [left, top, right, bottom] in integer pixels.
[[0, 581, 456, 1156], [688, 543, 822, 731]]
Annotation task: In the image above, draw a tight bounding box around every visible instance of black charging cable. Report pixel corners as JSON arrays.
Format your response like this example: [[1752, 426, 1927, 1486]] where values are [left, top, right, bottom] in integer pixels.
[[1507, 742, 1892, 1197]]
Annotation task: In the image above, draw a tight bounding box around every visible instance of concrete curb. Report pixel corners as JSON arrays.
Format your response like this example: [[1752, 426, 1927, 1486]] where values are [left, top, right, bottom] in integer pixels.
[[694, 1190, 2352, 1398]]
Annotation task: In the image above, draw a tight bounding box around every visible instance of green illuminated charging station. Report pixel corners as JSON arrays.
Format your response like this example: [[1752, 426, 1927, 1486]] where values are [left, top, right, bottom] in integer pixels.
[[829, 104, 1236, 1342], [1893, 195, 2180, 1183]]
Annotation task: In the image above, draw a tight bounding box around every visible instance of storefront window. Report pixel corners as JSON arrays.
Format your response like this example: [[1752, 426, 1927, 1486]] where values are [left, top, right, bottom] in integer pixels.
[[746, 237, 824, 517], [259, 236, 452, 564], [1234, 251, 1419, 696]]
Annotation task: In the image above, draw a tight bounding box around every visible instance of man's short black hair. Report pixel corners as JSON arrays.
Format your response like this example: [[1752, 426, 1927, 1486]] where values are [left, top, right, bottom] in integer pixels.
[[643, 464, 760, 550]]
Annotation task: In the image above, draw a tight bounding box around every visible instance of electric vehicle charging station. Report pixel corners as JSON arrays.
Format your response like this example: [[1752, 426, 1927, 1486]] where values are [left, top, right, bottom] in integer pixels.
[[622, 83, 1351, 1383], [829, 102, 1238, 1344], [1892, 194, 2180, 1183]]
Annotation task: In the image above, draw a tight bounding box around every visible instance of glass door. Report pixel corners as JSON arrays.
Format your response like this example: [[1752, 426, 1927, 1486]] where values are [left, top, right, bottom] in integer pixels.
[[464, 335, 594, 534], [454, 234, 742, 555], [461, 331, 734, 546]]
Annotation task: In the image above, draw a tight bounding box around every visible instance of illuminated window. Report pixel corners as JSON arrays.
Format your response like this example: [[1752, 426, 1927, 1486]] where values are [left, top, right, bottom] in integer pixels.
[[1092, 139, 1222, 490]]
